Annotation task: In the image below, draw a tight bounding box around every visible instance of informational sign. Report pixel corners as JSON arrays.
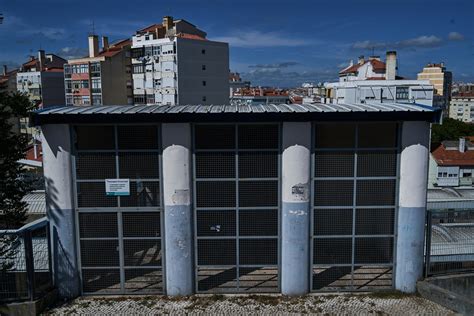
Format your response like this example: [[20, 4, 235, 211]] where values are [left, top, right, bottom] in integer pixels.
[[105, 179, 130, 196]]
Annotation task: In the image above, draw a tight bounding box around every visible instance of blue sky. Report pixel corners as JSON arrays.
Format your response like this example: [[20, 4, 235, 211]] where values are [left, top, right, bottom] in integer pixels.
[[1, 0, 473, 87]]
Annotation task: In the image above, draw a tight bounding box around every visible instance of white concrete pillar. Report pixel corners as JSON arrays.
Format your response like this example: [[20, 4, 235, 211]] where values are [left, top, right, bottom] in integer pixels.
[[395, 121, 430, 293], [162, 123, 194, 295], [41, 124, 80, 298], [281, 122, 311, 295]]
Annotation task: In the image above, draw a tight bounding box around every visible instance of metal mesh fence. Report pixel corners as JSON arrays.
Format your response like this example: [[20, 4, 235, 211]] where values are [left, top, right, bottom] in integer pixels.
[[425, 209, 474, 276], [312, 123, 398, 292], [74, 125, 163, 295], [0, 221, 52, 303], [194, 124, 280, 293]]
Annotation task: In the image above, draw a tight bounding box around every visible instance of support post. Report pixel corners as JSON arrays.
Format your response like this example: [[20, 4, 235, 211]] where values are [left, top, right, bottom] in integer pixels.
[[395, 121, 430, 293], [281, 122, 311, 295], [162, 123, 194, 295], [42, 124, 80, 298]]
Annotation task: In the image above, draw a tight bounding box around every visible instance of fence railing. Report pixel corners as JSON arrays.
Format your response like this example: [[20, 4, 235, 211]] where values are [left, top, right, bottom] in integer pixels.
[[0, 218, 52, 303], [425, 209, 474, 276]]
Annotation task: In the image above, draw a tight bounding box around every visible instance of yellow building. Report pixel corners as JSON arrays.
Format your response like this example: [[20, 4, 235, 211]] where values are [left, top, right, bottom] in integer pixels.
[[417, 63, 452, 106]]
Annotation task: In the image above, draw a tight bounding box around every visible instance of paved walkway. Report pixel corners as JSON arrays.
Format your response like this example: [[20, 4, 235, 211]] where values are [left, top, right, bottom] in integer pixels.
[[45, 293, 456, 315]]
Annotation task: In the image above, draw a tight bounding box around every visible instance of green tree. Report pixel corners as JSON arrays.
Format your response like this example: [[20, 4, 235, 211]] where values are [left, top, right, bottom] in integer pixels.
[[0, 92, 35, 271], [431, 118, 474, 149]]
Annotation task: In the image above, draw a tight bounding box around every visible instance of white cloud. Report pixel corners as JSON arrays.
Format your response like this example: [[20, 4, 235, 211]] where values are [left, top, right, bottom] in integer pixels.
[[58, 47, 87, 59], [448, 32, 465, 41], [212, 31, 312, 48], [353, 35, 443, 50]]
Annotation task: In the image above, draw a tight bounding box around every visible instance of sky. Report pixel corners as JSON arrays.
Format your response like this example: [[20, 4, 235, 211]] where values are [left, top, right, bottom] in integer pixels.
[[0, 0, 473, 87]]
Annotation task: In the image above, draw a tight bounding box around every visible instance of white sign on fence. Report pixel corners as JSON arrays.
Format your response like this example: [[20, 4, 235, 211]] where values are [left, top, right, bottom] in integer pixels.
[[105, 179, 130, 196]]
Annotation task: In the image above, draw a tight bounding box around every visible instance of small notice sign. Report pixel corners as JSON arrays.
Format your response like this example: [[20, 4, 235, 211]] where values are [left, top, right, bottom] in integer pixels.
[[105, 179, 130, 196]]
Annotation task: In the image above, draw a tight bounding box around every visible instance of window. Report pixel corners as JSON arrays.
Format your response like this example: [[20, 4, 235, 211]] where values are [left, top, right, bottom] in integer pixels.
[[202, 81, 207, 86], [202, 64, 206, 71], [91, 78, 101, 93], [147, 94, 155, 104], [202, 96, 207, 102], [92, 96, 102, 105], [134, 95, 145, 104], [131, 47, 144, 59], [201, 49, 206, 55], [90, 62, 101, 73], [396, 87, 409, 100], [132, 64, 144, 74], [152, 45, 160, 56], [144, 46, 153, 57]]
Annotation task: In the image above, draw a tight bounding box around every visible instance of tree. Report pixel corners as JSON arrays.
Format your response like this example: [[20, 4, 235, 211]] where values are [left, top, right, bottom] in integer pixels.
[[0, 92, 34, 271], [431, 118, 474, 149]]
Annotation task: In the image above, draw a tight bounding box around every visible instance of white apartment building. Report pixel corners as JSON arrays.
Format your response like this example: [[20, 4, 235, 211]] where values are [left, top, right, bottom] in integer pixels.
[[326, 51, 435, 107], [131, 16, 229, 105], [449, 94, 474, 123], [325, 80, 435, 107]]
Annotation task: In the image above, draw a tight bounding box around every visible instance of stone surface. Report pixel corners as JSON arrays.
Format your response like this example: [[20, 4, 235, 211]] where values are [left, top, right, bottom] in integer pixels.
[[44, 293, 456, 315]]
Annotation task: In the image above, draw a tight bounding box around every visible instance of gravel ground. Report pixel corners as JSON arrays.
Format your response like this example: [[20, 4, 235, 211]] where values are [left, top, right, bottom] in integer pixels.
[[44, 293, 456, 315]]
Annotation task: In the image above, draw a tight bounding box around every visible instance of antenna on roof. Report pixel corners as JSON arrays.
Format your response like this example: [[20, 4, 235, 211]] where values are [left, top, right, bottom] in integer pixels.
[[371, 46, 375, 56], [89, 20, 96, 35]]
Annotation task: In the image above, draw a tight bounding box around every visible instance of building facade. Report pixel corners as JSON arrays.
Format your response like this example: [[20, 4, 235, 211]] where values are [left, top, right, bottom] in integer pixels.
[[431, 137, 474, 187], [64, 36, 132, 106], [449, 94, 474, 122], [16, 50, 66, 108], [417, 63, 452, 108], [131, 16, 229, 105], [325, 80, 434, 107], [339, 51, 398, 82], [0, 65, 18, 94], [35, 102, 439, 299]]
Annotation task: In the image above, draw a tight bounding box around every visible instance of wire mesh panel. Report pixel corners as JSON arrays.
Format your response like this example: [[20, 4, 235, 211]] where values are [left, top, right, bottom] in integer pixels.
[[74, 125, 163, 295], [425, 209, 474, 276], [312, 122, 398, 292], [194, 124, 280, 293]]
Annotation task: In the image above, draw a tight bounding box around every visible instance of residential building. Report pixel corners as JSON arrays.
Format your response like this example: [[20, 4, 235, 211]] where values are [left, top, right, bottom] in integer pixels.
[[430, 137, 474, 187], [338, 51, 400, 82], [448, 93, 474, 122], [16, 50, 66, 108], [131, 16, 229, 105], [0, 65, 18, 94], [229, 72, 250, 97], [325, 80, 434, 107], [417, 63, 452, 108], [64, 36, 132, 106], [231, 87, 289, 105]]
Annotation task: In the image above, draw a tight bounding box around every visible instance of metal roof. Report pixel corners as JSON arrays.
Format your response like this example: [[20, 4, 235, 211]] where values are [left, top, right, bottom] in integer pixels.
[[31, 102, 441, 125]]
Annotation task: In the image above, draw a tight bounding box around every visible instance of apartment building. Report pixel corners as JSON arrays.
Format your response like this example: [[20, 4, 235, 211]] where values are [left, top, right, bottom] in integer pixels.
[[0, 65, 18, 94], [430, 137, 474, 187], [339, 51, 399, 82], [417, 63, 452, 107], [448, 93, 474, 122], [131, 16, 229, 105], [326, 51, 435, 107], [64, 36, 132, 106], [16, 50, 66, 108]]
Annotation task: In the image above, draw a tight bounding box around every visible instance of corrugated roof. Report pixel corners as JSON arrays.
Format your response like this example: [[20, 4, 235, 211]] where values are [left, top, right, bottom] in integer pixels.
[[35, 102, 435, 115], [31, 102, 441, 125]]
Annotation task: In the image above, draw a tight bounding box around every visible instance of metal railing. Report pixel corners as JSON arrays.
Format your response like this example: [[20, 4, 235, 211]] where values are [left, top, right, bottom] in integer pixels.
[[0, 218, 52, 302], [425, 209, 474, 276]]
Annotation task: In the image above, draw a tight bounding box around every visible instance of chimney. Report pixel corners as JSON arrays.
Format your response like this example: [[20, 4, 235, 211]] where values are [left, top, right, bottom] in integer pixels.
[[102, 36, 109, 50], [349, 59, 354, 67], [358, 55, 365, 65], [88, 35, 99, 58], [385, 51, 397, 80], [38, 50, 46, 71], [163, 16, 174, 32], [459, 137, 466, 153], [2, 65, 6, 76]]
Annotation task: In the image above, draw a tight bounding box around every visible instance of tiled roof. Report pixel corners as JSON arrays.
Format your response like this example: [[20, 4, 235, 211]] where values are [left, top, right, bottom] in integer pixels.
[[339, 59, 386, 75], [432, 142, 474, 166], [176, 33, 206, 41]]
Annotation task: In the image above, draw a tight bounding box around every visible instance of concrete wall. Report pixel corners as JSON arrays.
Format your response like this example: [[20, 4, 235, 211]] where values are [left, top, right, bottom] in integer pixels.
[[395, 121, 430, 293], [41, 124, 80, 299], [41, 72, 66, 107], [101, 51, 132, 105], [176, 38, 229, 105]]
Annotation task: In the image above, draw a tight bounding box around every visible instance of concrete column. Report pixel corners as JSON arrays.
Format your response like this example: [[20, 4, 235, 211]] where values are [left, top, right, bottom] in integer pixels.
[[162, 123, 194, 295], [281, 122, 311, 295], [41, 124, 80, 298], [395, 121, 430, 293]]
